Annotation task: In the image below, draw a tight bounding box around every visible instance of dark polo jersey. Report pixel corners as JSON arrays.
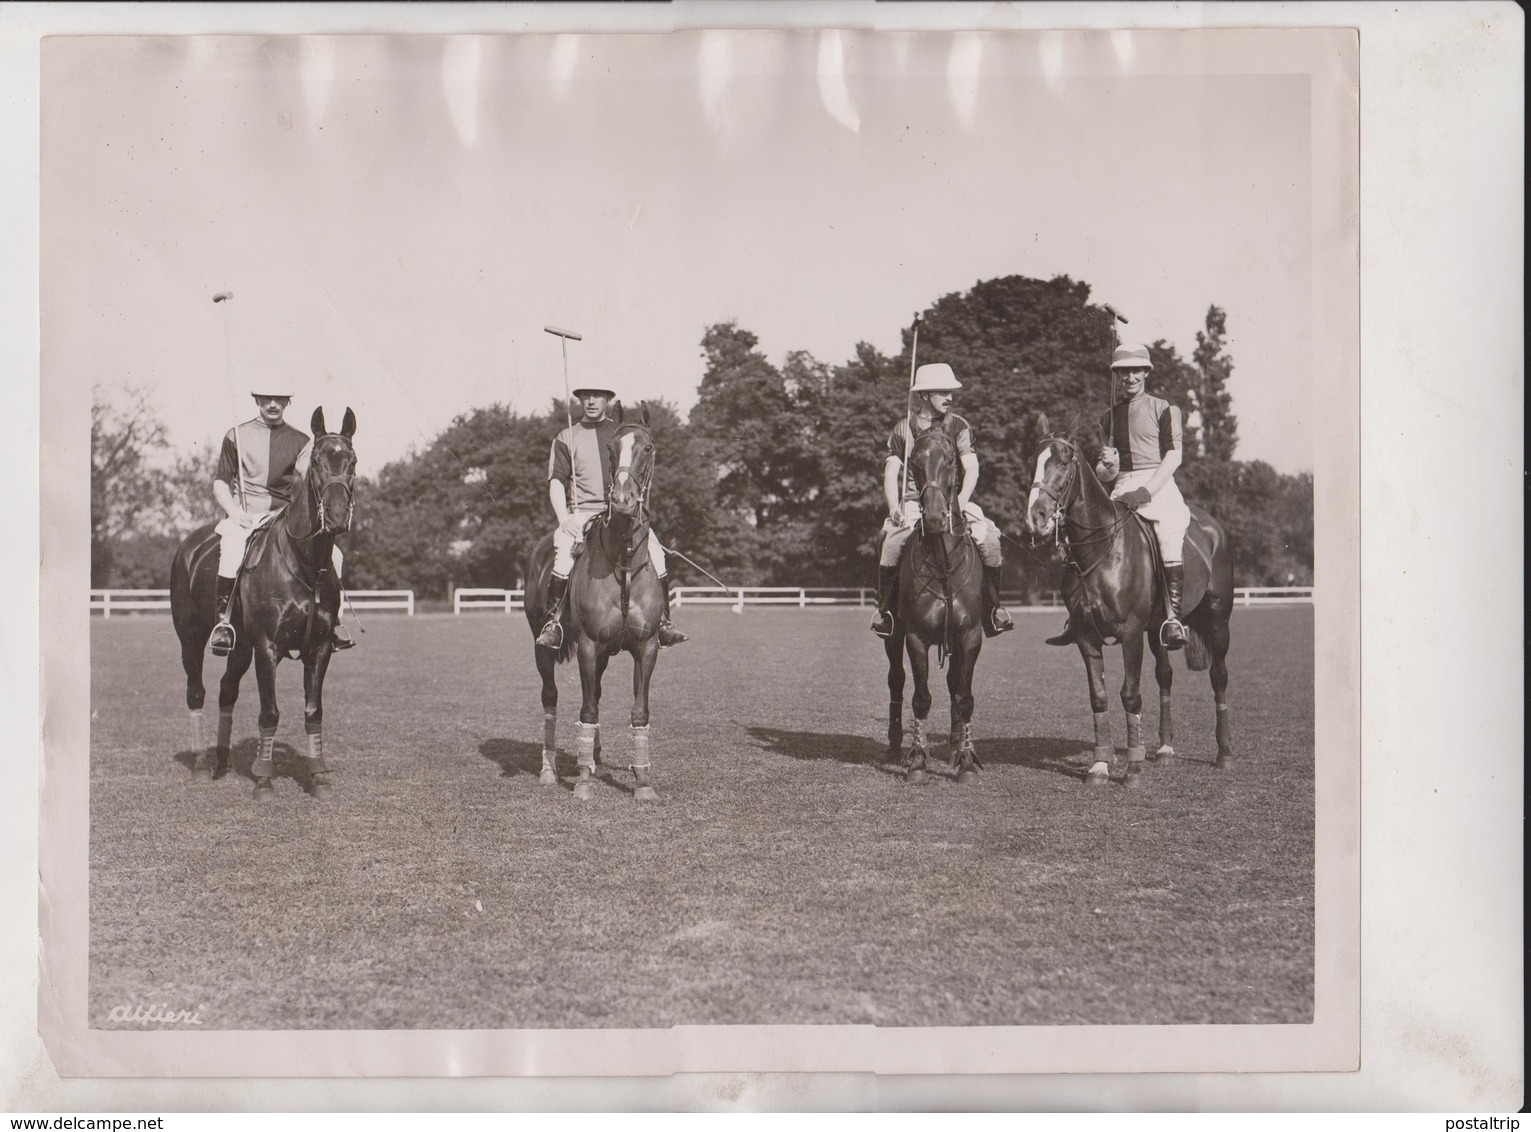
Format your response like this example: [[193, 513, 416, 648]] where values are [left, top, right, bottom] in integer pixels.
[[215, 419, 312, 515], [886, 411, 975, 502], [1101, 393, 1182, 473], [549, 417, 620, 513]]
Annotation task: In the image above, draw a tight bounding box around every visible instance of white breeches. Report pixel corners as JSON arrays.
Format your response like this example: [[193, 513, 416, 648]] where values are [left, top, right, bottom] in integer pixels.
[[1111, 469, 1190, 564], [879, 500, 1002, 568], [216, 514, 344, 579], [552, 511, 668, 578]]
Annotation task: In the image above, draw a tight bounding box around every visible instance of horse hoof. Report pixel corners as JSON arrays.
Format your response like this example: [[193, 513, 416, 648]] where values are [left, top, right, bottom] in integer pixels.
[[539, 768, 558, 787], [634, 785, 658, 802], [1123, 768, 1145, 789], [252, 778, 275, 800], [311, 780, 333, 800], [190, 766, 213, 784], [573, 781, 595, 800], [1084, 770, 1111, 787], [956, 767, 979, 785], [905, 767, 928, 784], [1215, 754, 1234, 770], [1153, 745, 1174, 762]]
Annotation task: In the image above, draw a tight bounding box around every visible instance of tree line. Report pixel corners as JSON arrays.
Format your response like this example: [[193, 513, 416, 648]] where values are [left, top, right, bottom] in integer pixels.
[[92, 273, 1314, 597]]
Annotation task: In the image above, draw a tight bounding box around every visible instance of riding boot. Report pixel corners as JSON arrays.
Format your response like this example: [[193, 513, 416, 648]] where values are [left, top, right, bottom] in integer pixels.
[[1044, 617, 1077, 646], [870, 564, 899, 638], [1160, 564, 1187, 650], [656, 574, 689, 647], [982, 565, 1015, 637], [209, 576, 237, 657], [536, 574, 569, 650]]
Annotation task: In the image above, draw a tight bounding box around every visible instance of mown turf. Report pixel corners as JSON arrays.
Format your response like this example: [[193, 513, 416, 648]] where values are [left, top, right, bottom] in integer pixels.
[[89, 607, 1314, 1029]]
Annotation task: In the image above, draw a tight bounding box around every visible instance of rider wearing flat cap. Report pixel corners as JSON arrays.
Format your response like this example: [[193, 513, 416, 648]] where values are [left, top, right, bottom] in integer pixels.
[[871, 362, 1014, 639], [1047, 343, 1190, 649], [209, 389, 354, 657], [535, 384, 688, 651]]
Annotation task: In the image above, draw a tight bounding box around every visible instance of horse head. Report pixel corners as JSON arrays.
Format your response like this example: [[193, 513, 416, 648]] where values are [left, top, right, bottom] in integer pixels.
[[605, 400, 654, 522], [309, 407, 358, 534], [909, 427, 958, 534], [1027, 432, 1081, 541]]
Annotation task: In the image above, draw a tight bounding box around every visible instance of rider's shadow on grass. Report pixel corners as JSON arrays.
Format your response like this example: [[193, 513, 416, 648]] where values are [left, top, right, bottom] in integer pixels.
[[173, 738, 302, 783], [744, 726, 905, 777]]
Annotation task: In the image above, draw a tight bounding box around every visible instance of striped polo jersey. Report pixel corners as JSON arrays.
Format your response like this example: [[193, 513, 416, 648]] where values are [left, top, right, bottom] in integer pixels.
[[886, 411, 975, 502], [215, 419, 313, 515], [549, 417, 620, 512], [1100, 393, 1183, 473]]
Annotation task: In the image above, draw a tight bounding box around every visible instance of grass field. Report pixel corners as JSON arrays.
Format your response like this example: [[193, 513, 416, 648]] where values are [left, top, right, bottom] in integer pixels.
[[89, 606, 1314, 1030]]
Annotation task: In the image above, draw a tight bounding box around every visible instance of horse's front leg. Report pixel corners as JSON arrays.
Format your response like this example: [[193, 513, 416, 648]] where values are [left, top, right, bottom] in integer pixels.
[[1209, 614, 1234, 768], [884, 630, 906, 760], [628, 635, 660, 801], [302, 644, 336, 798], [215, 642, 253, 779], [904, 635, 933, 784], [1120, 631, 1148, 787], [535, 643, 560, 785], [1147, 630, 1175, 761], [947, 630, 981, 782], [572, 638, 607, 800], [250, 642, 282, 799], [1078, 637, 1113, 786]]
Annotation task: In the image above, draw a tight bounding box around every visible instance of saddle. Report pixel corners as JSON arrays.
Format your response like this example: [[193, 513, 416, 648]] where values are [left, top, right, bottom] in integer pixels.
[[1128, 508, 1213, 615]]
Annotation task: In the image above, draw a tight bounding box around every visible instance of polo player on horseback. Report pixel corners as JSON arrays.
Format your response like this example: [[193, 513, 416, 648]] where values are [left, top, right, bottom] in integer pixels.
[[870, 362, 1014, 640], [1046, 343, 1190, 650], [534, 384, 688, 651], [208, 389, 354, 657]]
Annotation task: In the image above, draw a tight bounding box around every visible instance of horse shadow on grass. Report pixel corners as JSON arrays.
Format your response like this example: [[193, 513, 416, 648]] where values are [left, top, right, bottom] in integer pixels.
[[478, 738, 634, 796], [172, 738, 310, 788], [745, 726, 1098, 785]]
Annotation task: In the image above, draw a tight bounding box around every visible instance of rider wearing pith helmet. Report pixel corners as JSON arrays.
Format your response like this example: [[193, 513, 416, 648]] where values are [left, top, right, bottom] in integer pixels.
[[1046, 342, 1192, 650], [871, 362, 1013, 639]]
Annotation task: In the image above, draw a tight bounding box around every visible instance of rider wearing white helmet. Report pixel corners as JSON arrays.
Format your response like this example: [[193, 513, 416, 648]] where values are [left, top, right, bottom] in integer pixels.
[[871, 362, 1014, 639], [1046, 343, 1190, 649], [535, 384, 687, 651], [208, 388, 353, 657]]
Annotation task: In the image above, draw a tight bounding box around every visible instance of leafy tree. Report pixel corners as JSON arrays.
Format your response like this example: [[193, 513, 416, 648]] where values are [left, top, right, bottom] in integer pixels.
[[1192, 305, 1240, 461], [91, 386, 175, 586]]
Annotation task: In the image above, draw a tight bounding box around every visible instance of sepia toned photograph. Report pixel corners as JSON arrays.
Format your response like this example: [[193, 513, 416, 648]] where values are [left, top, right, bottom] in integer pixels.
[[36, 13, 1369, 1079]]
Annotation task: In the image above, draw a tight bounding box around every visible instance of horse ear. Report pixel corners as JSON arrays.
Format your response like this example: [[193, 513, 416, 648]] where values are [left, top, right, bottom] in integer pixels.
[[341, 407, 356, 438], [640, 401, 650, 427], [1035, 412, 1049, 438], [311, 407, 327, 436], [610, 400, 624, 425]]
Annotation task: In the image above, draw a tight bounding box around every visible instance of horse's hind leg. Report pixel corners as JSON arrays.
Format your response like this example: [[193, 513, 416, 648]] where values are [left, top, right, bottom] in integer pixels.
[[302, 649, 336, 798], [628, 637, 660, 802], [904, 638, 933, 784], [1148, 631, 1175, 761], [1209, 615, 1234, 768], [535, 645, 559, 785], [884, 631, 906, 760], [179, 627, 213, 778]]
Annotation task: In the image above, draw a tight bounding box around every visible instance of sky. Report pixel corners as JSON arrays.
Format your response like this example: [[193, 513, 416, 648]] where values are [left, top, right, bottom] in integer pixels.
[[45, 31, 1315, 477]]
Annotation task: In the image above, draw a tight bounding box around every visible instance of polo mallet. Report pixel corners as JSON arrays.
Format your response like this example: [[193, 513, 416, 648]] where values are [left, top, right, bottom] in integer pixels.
[[212, 292, 247, 512], [544, 324, 584, 491], [898, 314, 923, 505], [1102, 303, 1128, 411]]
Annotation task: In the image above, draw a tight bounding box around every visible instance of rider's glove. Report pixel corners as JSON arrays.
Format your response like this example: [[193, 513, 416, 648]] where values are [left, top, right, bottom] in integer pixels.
[[559, 514, 588, 539], [1118, 487, 1152, 510]]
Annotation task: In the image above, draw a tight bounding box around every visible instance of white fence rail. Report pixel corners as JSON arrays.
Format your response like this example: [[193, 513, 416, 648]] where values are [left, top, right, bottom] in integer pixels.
[[90, 588, 417, 617], [91, 584, 1313, 617], [453, 588, 526, 614]]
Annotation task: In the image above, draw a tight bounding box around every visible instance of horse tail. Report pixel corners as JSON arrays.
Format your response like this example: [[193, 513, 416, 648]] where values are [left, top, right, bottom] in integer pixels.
[[1183, 602, 1212, 672]]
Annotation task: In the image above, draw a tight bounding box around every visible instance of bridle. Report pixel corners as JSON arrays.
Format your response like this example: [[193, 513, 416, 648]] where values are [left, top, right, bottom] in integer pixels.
[[606, 428, 655, 524], [291, 437, 356, 540], [910, 431, 960, 538], [1030, 435, 1130, 580]]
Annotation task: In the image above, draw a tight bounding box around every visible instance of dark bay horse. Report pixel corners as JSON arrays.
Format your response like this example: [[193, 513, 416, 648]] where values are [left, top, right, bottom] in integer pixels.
[[1026, 429, 1234, 786], [170, 408, 357, 799], [523, 402, 665, 801], [884, 428, 984, 784]]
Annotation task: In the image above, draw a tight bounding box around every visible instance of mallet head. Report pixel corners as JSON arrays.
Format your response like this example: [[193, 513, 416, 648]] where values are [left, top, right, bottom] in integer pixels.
[[213, 292, 233, 303], [543, 325, 583, 341]]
